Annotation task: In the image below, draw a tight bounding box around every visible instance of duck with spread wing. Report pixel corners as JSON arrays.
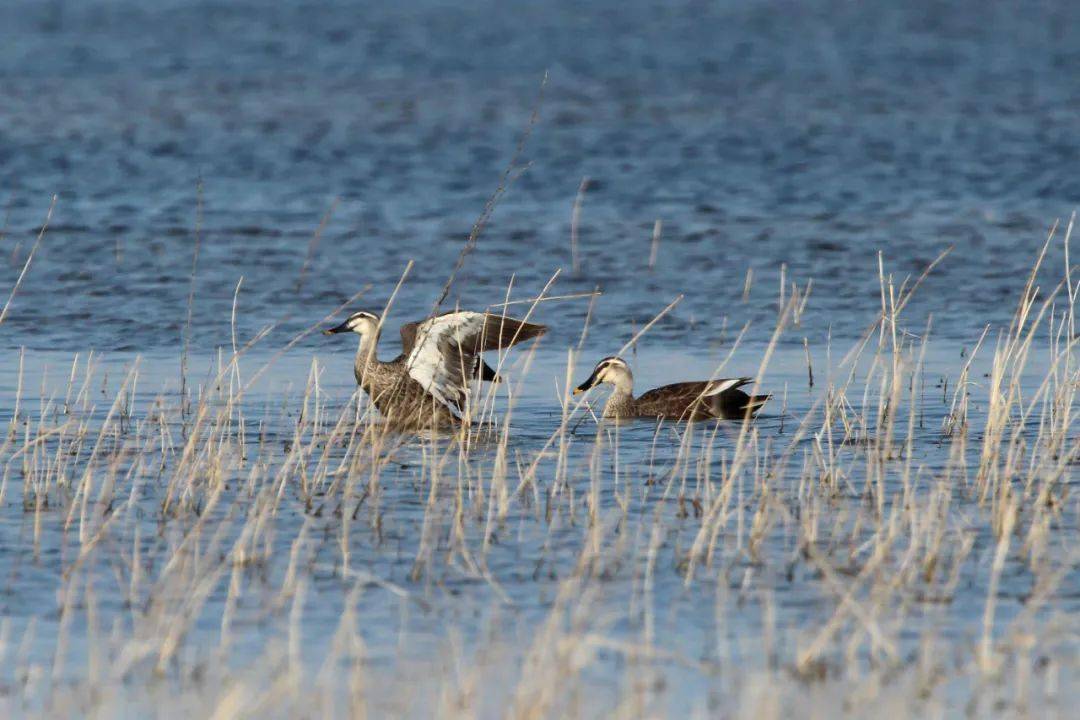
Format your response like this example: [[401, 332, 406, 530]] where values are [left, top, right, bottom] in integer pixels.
[[324, 309, 546, 430]]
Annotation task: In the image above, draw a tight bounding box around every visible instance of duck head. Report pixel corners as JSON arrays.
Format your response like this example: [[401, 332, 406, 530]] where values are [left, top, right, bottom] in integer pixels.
[[323, 310, 380, 337], [574, 356, 633, 395]]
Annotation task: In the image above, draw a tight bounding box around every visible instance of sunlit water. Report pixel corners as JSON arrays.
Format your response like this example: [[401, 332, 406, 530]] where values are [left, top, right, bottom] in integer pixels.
[[1, 0, 1079, 716], [1, 340, 1076, 715]]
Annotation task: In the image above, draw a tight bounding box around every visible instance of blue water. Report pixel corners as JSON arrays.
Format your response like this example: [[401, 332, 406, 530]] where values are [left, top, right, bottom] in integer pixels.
[[1, 0, 1079, 716], [1, 0, 1078, 353]]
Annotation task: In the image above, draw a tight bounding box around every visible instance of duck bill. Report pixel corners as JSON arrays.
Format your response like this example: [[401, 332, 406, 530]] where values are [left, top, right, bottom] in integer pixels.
[[573, 370, 601, 395], [323, 320, 352, 335]]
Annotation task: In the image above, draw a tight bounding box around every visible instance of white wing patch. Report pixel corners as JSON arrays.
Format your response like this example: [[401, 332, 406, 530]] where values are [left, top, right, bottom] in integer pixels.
[[404, 311, 489, 411], [703, 377, 751, 397]]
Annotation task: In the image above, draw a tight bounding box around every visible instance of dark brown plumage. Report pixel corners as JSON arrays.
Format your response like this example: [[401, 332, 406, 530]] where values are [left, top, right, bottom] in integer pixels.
[[574, 356, 769, 421], [634, 379, 769, 421]]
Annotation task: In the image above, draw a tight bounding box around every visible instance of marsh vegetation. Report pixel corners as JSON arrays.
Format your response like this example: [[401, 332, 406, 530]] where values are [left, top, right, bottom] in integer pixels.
[[1, 217, 1077, 717]]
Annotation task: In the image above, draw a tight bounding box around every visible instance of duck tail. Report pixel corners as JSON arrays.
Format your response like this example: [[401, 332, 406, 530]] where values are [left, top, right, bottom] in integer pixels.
[[742, 394, 771, 415], [479, 360, 502, 383]]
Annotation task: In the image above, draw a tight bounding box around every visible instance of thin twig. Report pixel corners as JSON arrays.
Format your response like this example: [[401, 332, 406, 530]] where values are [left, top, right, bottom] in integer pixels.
[[0, 195, 56, 327]]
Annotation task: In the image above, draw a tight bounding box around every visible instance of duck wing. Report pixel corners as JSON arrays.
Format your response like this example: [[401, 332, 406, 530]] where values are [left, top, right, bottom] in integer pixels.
[[701, 376, 755, 396], [404, 311, 546, 410], [636, 378, 755, 419], [401, 316, 502, 382], [399, 321, 420, 355]]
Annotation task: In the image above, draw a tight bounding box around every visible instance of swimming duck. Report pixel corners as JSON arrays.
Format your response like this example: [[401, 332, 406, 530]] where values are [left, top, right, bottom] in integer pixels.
[[573, 356, 769, 421], [324, 309, 546, 430]]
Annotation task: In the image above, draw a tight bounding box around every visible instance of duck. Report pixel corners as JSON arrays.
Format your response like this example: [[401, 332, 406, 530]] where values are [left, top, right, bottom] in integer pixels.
[[573, 356, 769, 421], [324, 309, 546, 430]]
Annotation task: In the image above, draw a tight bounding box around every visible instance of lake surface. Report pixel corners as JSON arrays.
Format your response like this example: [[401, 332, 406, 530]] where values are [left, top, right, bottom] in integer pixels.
[[3, 0, 1080, 352], [1, 1, 1078, 716]]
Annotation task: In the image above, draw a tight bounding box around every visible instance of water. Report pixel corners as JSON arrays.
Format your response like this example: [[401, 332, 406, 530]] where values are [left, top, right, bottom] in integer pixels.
[[3, 0, 1080, 352], [1, 0, 1079, 716]]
